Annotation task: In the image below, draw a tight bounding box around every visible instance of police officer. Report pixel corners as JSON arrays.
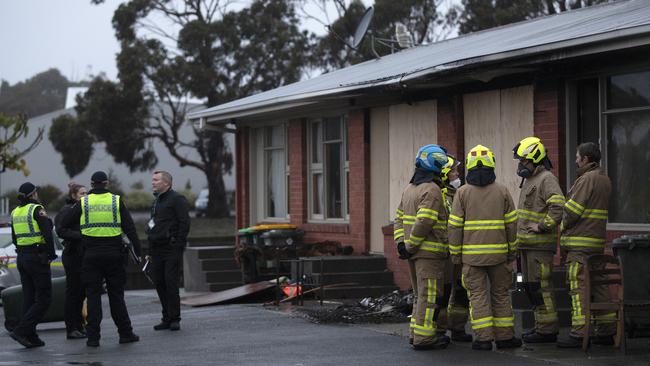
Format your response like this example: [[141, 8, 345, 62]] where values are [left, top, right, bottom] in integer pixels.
[[60, 171, 141, 347], [148, 170, 190, 332], [55, 182, 88, 340], [9, 182, 57, 348]]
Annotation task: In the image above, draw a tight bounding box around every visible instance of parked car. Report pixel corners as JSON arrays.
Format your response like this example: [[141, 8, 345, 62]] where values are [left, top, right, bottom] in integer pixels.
[[194, 189, 209, 217], [0, 228, 65, 301]]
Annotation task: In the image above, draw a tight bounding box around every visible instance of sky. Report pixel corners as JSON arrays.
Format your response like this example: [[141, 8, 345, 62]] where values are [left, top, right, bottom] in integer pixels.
[[0, 0, 457, 86], [0, 0, 356, 85]]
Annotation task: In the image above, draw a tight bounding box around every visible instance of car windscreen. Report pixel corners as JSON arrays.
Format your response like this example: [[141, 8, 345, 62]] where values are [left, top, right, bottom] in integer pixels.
[[0, 232, 12, 248]]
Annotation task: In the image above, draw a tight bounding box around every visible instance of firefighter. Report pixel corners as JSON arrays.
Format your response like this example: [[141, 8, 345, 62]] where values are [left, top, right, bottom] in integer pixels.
[[513, 137, 565, 343], [448, 145, 522, 351], [8, 182, 57, 348], [557, 142, 614, 348], [438, 155, 472, 342], [59, 171, 142, 347], [394, 144, 450, 350]]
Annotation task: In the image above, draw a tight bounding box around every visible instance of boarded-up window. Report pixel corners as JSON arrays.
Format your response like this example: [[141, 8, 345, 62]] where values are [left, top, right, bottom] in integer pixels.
[[388, 101, 438, 221], [463, 86, 534, 200]]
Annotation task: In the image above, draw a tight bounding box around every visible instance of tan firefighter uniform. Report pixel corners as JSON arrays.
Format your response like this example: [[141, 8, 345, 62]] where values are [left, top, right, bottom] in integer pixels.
[[394, 179, 449, 347], [439, 186, 470, 335], [517, 165, 565, 335], [561, 162, 614, 338], [448, 168, 518, 342]]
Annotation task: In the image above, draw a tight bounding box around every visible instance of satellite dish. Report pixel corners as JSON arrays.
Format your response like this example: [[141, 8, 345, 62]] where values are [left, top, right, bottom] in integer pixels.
[[395, 23, 413, 48], [352, 7, 374, 49]]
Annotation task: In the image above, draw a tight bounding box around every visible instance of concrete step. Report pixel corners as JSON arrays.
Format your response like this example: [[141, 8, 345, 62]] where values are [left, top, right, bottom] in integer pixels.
[[511, 287, 571, 309], [321, 285, 399, 299], [292, 256, 388, 274], [195, 246, 236, 260], [514, 308, 571, 330], [311, 271, 394, 286], [205, 270, 244, 283], [201, 258, 240, 271], [188, 236, 235, 248], [208, 281, 246, 292]]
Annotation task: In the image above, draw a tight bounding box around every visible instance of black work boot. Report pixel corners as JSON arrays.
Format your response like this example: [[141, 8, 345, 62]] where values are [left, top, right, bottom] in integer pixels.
[[67, 330, 87, 339], [86, 339, 100, 347], [591, 335, 614, 346], [496, 337, 523, 349], [153, 321, 171, 330], [28, 335, 45, 347], [9, 332, 37, 348], [556, 335, 583, 348], [523, 332, 557, 343], [412, 335, 450, 350], [451, 330, 473, 342], [119, 333, 140, 344], [472, 340, 493, 351], [169, 321, 181, 331]]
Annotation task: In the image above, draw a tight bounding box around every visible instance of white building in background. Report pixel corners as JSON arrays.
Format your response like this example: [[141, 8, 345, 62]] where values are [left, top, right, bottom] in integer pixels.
[[0, 104, 235, 199]]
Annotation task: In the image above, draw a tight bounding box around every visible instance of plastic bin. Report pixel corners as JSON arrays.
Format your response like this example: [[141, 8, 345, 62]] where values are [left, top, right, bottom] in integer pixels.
[[259, 229, 304, 247], [612, 234, 650, 336], [237, 227, 263, 247]]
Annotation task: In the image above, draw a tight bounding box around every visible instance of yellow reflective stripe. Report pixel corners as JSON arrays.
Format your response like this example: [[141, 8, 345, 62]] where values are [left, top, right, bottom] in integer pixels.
[[461, 243, 508, 254], [396, 208, 404, 216], [402, 220, 415, 225], [427, 278, 434, 305], [449, 244, 461, 255], [594, 312, 617, 323], [471, 316, 494, 329], [409, 234, 424, 246], [464, 219, 505, 230], [412, 324, 436, 336], [565, 199, 585, 215], [448, 215, 464, 227], [542, 215, 557, 227], [546, 194, 566, 204], [433, 221, 447, 230], [504, 210, 518, 223], [517, 233, 556, 244], [561, 236, 605, 248], [517, 209, 545, 220], [393, 228, 405, 240], [421, 241, 448, 253], [417, 213, 438, 221], [403, 214, 416, 220], [568, 262, 583, 322], [493, 317, 514, 327], [417, 208, 439, 221], [535, 311, 558, 324], [582, 208, 608, 220]]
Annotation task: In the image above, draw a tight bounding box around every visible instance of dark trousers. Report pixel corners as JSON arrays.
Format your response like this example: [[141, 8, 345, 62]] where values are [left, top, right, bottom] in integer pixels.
[[62, 249, 85, 332], [151, 246, 183, 323], [82, 251, 133, 341], [14, 252, 52, 337]]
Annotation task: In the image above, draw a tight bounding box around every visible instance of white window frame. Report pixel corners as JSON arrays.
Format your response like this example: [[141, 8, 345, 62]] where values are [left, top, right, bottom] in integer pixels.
[[565, 67, 650, 231], [307, 115, 349, 223], [249, 123, 289, 223]]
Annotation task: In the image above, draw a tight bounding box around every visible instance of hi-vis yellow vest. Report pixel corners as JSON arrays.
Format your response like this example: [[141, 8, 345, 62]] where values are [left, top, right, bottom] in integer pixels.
[[80, 193, 122, 237], [11, 203, 45, 246]]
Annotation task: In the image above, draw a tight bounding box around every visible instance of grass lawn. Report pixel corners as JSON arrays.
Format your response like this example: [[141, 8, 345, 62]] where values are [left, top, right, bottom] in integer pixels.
[[134, 215, 235, 240]]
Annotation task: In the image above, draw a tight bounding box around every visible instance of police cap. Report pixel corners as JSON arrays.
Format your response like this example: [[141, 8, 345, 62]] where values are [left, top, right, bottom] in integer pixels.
[[18, 182, 39, 197], [91, 171, 109, 184]]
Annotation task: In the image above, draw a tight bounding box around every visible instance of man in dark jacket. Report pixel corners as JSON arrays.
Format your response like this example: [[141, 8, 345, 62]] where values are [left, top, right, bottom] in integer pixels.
[[9, 182, 57, 348], [59, 171, 142, 347], [55, 183, 88, 340], [148, 171, 190, 332]]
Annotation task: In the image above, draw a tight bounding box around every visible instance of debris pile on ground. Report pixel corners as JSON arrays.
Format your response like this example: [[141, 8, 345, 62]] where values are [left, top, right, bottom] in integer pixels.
[[299, 290, 413, 324]]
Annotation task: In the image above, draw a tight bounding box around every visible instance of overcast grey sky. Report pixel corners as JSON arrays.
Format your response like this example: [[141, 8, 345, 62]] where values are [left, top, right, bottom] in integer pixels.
[[0, 0, 123, 84], [0, 0, 456, 86], [0, 0, 355, 85]]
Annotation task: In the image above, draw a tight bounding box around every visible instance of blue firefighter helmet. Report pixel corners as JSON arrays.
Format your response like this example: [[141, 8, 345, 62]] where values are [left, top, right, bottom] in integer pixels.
[[415, 144, 448, 174]]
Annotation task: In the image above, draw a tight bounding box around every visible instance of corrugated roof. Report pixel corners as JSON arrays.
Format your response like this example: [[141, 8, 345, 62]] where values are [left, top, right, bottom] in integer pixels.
[[189, 0, 650, 122]]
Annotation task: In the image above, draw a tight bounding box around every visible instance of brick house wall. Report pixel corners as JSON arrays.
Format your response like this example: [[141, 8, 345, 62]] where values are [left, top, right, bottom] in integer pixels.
[[238, 110, 370, 255]]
